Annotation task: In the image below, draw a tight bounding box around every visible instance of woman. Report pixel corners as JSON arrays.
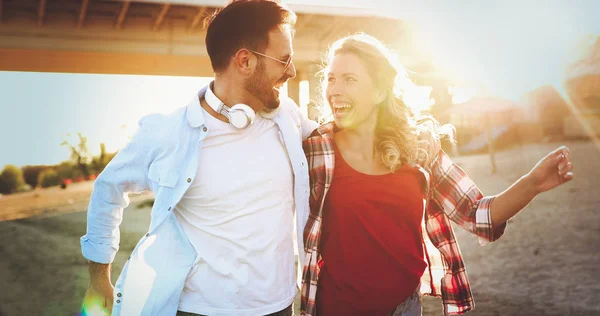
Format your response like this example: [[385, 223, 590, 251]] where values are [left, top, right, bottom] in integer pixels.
[[300, 33, 574, 316]]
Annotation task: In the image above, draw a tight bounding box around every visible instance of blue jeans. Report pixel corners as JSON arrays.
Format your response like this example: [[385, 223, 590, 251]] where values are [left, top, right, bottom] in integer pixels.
[[176, 303, 294, 316], [389, 290, 422, 316]]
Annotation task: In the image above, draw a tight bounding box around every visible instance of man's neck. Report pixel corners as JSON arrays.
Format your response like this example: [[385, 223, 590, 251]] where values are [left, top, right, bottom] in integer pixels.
[[200, 97, 229, 124], [212, 76, 264, 113]]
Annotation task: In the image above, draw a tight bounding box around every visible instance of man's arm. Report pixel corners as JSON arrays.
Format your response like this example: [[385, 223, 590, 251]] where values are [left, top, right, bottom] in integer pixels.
[[284, 97, 319, 140], [80, 116, 157, 313], [82, 262, 114, 312], [416, 123, 441, 168], [81, 119, 155, 263]]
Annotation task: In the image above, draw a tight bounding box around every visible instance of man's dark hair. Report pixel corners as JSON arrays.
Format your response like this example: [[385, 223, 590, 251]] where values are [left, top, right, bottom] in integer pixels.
[[204, 0, 296, 73]]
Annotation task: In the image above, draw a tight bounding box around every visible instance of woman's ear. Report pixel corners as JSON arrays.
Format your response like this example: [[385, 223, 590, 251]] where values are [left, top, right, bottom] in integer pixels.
[[374, 89, 386, 105]]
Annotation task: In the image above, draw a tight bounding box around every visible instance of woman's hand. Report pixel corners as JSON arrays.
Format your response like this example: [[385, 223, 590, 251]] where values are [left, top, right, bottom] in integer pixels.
[[526, 145, 574, 194], [488, 146, 574, 229]]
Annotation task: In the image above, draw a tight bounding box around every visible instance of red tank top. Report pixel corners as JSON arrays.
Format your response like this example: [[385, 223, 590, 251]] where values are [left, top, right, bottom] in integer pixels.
[[316, 143, 427, 316]]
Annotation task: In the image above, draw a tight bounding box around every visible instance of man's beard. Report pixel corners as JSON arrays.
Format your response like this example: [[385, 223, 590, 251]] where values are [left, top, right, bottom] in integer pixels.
[[245, 59, 285, 110]]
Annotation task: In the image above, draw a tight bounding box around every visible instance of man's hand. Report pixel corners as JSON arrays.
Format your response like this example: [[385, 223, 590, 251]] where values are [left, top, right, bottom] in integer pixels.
[[416, 121, 441, 168], [82, 262, 114, 315], [526, 145, 574, 193]]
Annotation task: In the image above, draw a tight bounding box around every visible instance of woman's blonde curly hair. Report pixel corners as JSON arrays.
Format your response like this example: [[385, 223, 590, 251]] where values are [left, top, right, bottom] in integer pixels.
[[319, 33, 453, 171]]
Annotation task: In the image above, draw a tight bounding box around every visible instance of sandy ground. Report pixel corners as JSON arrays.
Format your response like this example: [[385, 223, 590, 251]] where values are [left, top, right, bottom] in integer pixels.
[[0, 181, 151, 221], [0, 140, 598, 316]]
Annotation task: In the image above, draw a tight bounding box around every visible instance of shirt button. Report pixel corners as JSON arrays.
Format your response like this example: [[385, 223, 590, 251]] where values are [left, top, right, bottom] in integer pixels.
[[203, 126, 207, 132], [145, 233, 149, 237], [168, 207, 172, 211], [116, 299, 121, 303], [117, 293, 122, 297], [187, 178, 192, 183]]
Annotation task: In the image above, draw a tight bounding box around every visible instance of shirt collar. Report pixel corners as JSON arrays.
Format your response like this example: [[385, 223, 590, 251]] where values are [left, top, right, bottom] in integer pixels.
[[185, 84, 209, 128], [310, 121, 337, 138]]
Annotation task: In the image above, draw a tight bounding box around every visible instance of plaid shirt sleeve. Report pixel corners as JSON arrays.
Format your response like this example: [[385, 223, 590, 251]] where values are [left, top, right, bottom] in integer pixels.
[[429, 149, 507, 246], [300, 126, 336, 316]]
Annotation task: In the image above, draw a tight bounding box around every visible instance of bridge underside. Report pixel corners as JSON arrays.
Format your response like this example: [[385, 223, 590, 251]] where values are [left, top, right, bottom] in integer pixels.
[[0, 0, 430, 104]]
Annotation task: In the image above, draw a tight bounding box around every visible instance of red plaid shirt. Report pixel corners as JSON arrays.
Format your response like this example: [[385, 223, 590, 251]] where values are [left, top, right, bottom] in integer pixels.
[[300, 123, 507, 316]]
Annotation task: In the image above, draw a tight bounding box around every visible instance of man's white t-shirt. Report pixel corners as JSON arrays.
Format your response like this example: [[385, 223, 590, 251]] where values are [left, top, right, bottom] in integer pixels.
[[174, 106, 296, 316]]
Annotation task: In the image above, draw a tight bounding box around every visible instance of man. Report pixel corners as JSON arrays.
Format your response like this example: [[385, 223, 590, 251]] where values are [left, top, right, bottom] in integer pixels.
[[81, 1, 317, 315]]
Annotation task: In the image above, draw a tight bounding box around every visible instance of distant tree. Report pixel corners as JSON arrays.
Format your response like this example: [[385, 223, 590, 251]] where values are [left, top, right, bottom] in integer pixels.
[[37, 169, 61, 188], [57, 161, 77, 180], [21, 165, 51, 188], [0, 165, 26, 194], [61, 133, 91, 177], [90, 143, 111, 175]]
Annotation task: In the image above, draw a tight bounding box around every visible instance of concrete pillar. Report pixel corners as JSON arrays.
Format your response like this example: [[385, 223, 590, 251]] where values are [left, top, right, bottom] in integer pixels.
[[287, 76, 300, 106], [308, 63, 322, 104]]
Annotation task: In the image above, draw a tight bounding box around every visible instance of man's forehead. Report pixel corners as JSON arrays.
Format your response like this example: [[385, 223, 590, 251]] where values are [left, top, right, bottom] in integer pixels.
[[266, 27, 293, 54]]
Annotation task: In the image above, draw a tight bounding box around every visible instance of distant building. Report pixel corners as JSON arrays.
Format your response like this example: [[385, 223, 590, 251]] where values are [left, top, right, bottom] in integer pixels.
[[520, 85, 570, 141], [446, 96, 525, 154], [446, 35, 600, 152], [564, 36, 600, 138]]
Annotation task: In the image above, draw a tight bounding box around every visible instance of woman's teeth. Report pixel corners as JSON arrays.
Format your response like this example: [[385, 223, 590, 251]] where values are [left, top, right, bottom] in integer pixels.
[[333, 103, 352, 109], [333, 103, 353, 117]]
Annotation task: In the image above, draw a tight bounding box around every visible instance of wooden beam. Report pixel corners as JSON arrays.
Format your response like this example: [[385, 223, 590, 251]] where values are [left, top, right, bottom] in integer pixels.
[[77, 0, 89, 29], [115, 1, 130, 30], [320, 17, 347, 41], [318, 17, 337, 40], [0, 48, 214, 77], [37, 0, 46, 27], [188, 7, 207, 31], [0, 0, 4, 23], [358, 18, 379, 34], [294, 14, 314, 35], [393, 19, 405, 38], [152, 4, 170, 32]]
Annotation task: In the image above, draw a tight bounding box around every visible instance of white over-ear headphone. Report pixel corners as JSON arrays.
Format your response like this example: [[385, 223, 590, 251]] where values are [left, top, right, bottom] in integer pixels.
[[205, 84, 256, 129]]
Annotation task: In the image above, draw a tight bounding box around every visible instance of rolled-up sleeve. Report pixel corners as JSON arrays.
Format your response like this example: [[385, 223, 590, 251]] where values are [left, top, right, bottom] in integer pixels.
[[473, 196, 506, 245], [430, 150, 507, 246], [80, 117, 156, 264]]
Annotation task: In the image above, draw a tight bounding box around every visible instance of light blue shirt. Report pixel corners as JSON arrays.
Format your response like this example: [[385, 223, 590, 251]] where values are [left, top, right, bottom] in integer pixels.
[[80, 84, 318, 316]]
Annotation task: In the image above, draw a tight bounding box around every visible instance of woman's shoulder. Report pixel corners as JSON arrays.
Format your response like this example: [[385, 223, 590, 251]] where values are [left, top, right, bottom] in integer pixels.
[[303, 122, 336, 153]]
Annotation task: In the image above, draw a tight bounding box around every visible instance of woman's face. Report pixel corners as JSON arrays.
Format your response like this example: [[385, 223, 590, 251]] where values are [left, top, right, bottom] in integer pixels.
[[326, 52, 383, 129]]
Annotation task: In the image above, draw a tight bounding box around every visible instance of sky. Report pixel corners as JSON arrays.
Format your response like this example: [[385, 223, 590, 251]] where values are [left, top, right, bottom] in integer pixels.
[[1, 0, 599, 169], [402, 0, 600, 98], [0, 73, 212, 168]]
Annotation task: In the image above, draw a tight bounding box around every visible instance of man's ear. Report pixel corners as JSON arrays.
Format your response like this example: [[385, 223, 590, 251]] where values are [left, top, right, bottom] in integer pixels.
[[233, 49, 254, 76]]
